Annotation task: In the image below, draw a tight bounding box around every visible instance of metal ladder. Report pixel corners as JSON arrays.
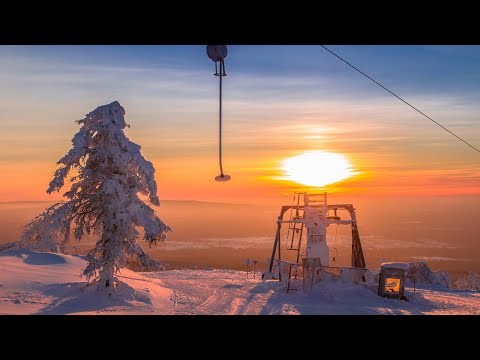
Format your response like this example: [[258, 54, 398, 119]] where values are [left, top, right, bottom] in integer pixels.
[[285, 193, 305, 265]]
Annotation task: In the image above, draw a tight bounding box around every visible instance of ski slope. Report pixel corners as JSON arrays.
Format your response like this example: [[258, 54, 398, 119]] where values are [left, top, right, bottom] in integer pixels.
[[1, 250, 479, 315]]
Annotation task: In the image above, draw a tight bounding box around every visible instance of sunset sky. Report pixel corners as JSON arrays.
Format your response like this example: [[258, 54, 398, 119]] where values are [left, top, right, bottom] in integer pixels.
[[1, 45, 479, 203]]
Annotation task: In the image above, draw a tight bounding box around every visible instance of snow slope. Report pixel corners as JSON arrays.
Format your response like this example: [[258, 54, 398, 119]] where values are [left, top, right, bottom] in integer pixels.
[[0, 250, 172, 314], [1, 250, 479, 315]]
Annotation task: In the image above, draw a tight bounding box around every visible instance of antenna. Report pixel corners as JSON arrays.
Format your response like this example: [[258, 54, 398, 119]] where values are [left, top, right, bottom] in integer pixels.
[[207, 45, 231, 182]]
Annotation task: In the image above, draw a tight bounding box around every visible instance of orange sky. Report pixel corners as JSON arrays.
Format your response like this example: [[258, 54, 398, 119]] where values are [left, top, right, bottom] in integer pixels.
[[1, 45, 479, 204], [2, 117, 479, 204]]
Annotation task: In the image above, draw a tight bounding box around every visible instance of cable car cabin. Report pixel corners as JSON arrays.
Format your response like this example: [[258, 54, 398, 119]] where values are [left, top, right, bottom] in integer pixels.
[[378, 262, 409, 299]]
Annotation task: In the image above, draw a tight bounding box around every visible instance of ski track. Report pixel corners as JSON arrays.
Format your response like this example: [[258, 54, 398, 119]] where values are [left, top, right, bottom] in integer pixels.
[[143, 270, 271, 315], [145, 269, 480, 315]]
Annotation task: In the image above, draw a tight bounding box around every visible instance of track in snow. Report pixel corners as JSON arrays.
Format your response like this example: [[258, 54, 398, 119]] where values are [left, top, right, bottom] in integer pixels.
[[143, 269, 275, 315]]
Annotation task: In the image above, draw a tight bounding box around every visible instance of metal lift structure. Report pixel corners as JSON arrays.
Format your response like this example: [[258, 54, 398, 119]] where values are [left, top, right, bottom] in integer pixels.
[[263, 193, 366, 292]]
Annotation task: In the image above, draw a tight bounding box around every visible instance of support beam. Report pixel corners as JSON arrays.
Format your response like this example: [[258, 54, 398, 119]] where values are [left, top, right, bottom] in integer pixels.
[[351, 221, 366, 268], [268, 213, 283, 273]]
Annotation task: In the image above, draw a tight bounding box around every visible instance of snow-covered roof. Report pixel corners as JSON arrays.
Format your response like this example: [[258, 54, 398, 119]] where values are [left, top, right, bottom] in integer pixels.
[[381, 262, 409, 270]]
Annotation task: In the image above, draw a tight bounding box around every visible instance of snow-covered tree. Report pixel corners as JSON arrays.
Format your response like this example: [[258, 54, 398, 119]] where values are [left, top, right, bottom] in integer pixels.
[[20, 101, 171, 293], [455, 271, 480, 291]]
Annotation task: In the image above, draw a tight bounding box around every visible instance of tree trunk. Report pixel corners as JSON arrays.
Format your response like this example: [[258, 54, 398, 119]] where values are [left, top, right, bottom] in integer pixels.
[[100, 264, 115, 295]]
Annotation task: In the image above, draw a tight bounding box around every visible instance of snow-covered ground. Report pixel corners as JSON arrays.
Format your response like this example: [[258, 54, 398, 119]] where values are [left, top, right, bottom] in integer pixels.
[[1, 250, 479, 315]]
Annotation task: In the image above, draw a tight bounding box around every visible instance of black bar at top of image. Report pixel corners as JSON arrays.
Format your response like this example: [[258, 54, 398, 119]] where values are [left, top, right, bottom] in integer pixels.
[[1, 8, 479, 45]]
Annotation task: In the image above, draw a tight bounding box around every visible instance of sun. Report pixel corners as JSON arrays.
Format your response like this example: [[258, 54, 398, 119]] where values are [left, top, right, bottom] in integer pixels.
[[280, 150, 357, 187]]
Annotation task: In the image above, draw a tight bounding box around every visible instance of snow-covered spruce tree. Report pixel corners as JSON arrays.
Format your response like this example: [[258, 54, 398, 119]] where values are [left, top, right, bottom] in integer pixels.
[[21, 101, 171, 293]]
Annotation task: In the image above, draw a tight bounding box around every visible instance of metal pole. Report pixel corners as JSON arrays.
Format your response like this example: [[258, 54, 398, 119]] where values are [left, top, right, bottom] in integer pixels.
[[219, 61, 224, 176], [296, 223, 304, 264], [268, 215, 283, 273]]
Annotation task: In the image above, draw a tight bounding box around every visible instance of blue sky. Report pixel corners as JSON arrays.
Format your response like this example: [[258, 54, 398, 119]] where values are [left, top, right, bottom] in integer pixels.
[[3, 45, 480, 103], [3, 45, 480, 126], [2, 45, 479, 143], [5, 45, 480, 91]]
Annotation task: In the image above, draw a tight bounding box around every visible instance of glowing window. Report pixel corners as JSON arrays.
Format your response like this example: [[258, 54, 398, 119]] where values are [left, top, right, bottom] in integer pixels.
[[385, 277, 401, 293]]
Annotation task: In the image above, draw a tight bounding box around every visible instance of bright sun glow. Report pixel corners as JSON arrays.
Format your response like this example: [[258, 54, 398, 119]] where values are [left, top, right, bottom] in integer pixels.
[[280, 150, 357, 187]]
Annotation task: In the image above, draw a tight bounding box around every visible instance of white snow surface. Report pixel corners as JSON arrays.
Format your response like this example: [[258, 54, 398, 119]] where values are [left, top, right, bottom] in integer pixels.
[[381, 262, 410, 270], [1, 250, 479, 315]]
